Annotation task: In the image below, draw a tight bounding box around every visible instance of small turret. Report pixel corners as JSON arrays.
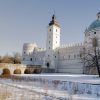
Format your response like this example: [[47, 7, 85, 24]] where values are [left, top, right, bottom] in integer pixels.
[[22, 43, 37, 55], [97, 12, 100, 20], [21, 43, 37, 65]]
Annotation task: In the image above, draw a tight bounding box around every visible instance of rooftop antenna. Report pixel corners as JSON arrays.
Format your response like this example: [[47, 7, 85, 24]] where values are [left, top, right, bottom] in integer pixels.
[[54, 10, 55, 15], [53, 10, 56, 20]]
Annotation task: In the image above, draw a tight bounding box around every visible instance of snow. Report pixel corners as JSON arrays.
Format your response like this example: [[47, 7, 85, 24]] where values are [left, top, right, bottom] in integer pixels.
[[17, 74, 100, 84], [0, 74, 100, 100]]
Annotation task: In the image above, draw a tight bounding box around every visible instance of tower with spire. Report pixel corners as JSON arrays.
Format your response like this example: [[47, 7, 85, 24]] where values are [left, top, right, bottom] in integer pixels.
[[46, 14, 60, 50], [44, 14, 61, 72]]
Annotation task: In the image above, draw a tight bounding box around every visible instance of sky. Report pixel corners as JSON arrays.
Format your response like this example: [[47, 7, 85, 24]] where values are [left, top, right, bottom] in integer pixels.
[[0, 0, 100, 56]]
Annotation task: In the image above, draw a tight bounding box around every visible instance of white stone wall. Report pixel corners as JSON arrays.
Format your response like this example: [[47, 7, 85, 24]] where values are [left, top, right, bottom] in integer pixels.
[[21, 42, 84, 74], [33, 50, 46, 65], [56, 44, 83, 73]]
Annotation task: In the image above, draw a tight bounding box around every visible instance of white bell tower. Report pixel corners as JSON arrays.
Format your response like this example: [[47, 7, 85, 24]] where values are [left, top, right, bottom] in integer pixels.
[[46, 14, 60, 50], [44, 14, 60, 72]]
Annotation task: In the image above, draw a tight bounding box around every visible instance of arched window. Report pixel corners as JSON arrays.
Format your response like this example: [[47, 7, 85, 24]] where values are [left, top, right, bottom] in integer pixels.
[[23, 58, 25, 60], [92, 37, 98, 47], [46, 62, 50, 68], [30, 58, 32, 61], [94, 32, 96, 34], [68, 55, 70, 59], [80, 54, 82, 58], [74, 55, 76, 59]]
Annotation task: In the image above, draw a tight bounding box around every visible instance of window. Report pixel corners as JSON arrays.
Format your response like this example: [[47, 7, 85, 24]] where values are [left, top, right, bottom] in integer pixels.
[[24, 52, 25, 54], [56, 41, 57, 44], [50, 29, 51, 31], [29, 52, 31, 55], [49, 47, 50, 49], [63, 56, 65, 59], [92, 38, 98, 47], [77, 54, 79, 57], [88, 50, 90, 53], [68, 55, 70, 59], [58, 51, 59, 54], [55, 56, 56, 58], [80, 54, 82, 58], [74, 55, 76, 59], [94, 32, 96, 34], [88, 33, 90, 36], [23, 58, 25, 60], [30, 58, 32, 61], [48, 55, 49, 57], [56, 29, 57, 32], [49, 41, 50, 43]]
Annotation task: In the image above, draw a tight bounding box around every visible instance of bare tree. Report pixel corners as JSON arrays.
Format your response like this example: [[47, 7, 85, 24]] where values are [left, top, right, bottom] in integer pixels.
[[0, 52, 21, 64], [1, 54, 13, 63], [0, 56, 2, 63], [81, 37, 100, 77], [13, 52, 21, 64]]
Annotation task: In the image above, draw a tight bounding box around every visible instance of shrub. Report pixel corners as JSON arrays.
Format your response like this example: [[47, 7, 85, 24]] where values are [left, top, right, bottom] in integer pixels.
[[14, 69, 21, 74]]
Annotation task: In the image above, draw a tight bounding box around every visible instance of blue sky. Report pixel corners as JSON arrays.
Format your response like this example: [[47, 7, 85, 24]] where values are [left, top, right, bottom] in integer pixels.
[[0, 0, 100, 56]]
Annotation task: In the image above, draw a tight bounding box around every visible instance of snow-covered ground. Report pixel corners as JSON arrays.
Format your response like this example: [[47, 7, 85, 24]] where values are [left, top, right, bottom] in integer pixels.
[[0, 74, 100, 100], [18, 74, 100, 84]]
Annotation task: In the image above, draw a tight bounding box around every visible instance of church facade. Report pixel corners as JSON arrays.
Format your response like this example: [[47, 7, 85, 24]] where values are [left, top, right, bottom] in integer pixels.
[[21, 12, 100, 74]]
